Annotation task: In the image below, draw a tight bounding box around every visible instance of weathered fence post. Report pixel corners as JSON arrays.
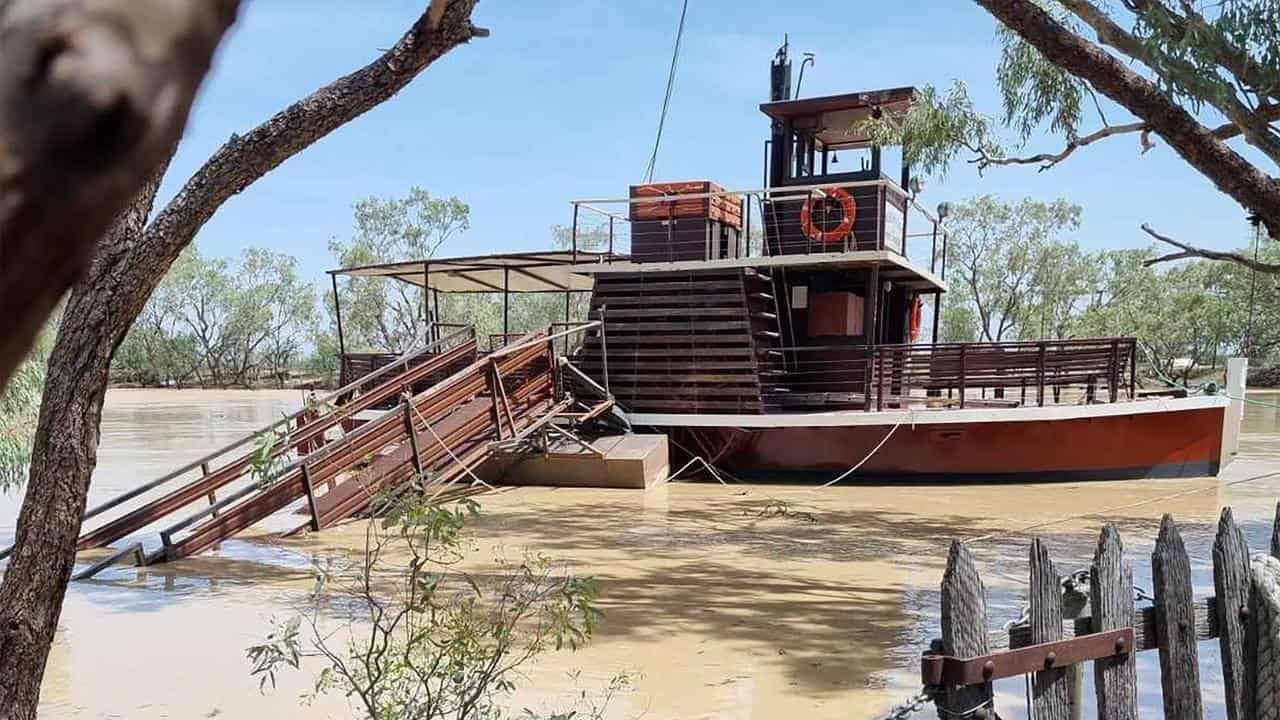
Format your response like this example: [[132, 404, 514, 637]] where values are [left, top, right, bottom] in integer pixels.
[[940, 540, 992, 718], [1214, 507, 1255, 720], [1030, 538, 1070, 720], [1272, 502, 1280, 560], [1153, 514, 1204, 720], [1091, 524, 1137, 720]]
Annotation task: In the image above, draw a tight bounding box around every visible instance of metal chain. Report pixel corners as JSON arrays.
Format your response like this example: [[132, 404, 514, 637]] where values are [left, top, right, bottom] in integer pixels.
[[876, 686, 937, 720]]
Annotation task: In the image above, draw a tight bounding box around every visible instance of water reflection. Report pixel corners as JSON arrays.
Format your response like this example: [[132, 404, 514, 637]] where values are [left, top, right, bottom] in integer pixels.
[[0, 389, 1276, 718]]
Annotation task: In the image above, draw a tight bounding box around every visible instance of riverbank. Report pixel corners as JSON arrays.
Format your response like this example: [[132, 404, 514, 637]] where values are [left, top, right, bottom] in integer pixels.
[[2, 388, 1278, 718]]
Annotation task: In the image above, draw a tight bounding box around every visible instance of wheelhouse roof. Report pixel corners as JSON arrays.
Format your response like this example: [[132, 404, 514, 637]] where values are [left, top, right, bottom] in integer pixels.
[[328, 250, 622, 293], [759, 86, 916, 150]]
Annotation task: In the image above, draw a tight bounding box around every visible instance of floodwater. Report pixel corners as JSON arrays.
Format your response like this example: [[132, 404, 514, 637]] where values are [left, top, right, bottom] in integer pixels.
[[1, 388, 1278, 719]]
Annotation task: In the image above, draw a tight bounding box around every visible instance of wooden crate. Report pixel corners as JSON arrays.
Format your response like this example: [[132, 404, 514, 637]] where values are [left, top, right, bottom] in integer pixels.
[[629, 180, 743, 229]]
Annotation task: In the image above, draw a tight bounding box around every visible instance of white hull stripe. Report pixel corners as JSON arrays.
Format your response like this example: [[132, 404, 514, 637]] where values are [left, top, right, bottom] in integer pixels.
[[625, 395, 1229, 429]]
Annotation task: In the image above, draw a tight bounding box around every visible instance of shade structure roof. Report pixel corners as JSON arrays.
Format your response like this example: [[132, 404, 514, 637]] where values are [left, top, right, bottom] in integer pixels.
[[329, 250, 620, 293], [759, 86, 916, 150]]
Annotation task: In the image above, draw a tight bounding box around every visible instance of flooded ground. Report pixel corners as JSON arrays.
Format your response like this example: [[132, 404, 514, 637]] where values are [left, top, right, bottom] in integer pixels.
[[2, 388, 1278, 719]]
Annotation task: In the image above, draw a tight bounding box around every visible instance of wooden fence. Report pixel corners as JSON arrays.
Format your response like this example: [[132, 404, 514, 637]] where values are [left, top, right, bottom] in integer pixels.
[[927, 504, 1280, 720]]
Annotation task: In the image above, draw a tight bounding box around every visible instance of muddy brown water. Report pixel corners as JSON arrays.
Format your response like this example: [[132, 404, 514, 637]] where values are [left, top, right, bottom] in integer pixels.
[[1, 388, 1278, 719]]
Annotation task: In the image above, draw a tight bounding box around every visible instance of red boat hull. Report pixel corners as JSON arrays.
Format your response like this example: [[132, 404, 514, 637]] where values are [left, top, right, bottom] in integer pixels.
[[672, 406, 1226, 481]]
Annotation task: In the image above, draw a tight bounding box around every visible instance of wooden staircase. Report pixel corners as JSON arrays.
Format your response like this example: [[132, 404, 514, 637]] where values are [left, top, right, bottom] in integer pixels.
[[577, 268, 783, 414]]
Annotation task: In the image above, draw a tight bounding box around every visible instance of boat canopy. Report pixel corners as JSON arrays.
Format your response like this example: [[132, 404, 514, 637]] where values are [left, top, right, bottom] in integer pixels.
[[329, 250, 623, 293]]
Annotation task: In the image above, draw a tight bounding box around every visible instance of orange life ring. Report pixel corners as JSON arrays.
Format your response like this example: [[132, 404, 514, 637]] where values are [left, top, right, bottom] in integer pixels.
[[908, 295, 923, 343], [800, 186, 856, 245]]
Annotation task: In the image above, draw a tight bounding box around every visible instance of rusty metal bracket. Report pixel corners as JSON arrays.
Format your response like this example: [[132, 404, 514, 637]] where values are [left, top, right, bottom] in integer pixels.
[[921, 627, 1133, 686]]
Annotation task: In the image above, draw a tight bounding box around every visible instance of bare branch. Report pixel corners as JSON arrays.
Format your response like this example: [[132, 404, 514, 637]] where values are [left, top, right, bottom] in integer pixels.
[[0, 0, 240, 388], [976, 103, 1280, 171], [1141, 224, 1280, 273]]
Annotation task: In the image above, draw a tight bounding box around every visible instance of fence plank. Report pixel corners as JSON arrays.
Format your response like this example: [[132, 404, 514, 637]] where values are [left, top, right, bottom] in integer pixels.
[[1154, 514, 1204, 720], [940, 540, 993, 718], [1030, 538, 1070, 720], [1272, 502, 1280, 560], [1091, 524, 1137, 720], [1214, 507, 1255, 720]]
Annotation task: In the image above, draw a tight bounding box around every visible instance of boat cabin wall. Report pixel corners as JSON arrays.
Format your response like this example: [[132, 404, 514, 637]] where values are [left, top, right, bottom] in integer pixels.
[[782, 267, 914, 348]]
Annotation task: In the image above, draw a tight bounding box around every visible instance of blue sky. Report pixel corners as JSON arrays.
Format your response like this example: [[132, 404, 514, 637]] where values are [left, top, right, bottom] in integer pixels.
[[164, 0, 1259, 283]]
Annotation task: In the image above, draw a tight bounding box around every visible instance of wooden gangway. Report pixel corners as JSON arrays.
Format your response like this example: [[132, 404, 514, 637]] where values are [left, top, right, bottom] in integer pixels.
[[2, 324, 603, 576]]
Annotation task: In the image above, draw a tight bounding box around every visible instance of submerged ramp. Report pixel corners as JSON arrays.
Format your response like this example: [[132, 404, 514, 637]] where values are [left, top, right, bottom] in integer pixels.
[[29, 326, 586, 572]]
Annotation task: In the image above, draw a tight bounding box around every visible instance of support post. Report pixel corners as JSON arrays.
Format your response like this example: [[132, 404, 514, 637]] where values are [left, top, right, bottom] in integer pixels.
[[300, 463, 321, 531], [865, 265, 880, 349], [1222, 358, 1248, 470], [502, 267, 510, 337], [599, 304, 610, 395], [571, 203, 580, 263], [331, 273, 347, 378], [958, 344, 967, 409], [200, 461, 218, 518], [402, 398, 424, 478], [422, 261, 430, 342], [931, 292, 942, 344]]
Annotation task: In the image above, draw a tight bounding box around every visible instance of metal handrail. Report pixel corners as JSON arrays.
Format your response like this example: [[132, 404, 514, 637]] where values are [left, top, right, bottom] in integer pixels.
[[76, 326, 474, 525]]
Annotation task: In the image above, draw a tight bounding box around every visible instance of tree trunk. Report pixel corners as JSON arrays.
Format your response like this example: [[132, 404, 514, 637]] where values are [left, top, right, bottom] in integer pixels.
[[0, 2, 481, 717], [0, 176, 160, 718], [0, 0, 240, 388]]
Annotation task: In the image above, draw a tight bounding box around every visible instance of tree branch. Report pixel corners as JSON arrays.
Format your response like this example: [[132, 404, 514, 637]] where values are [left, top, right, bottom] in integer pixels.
[[1141, 223, 1280, 273], [0, 0, 240, 388], [977, 103, 1280, 170], [973, 0, 1280, 238]]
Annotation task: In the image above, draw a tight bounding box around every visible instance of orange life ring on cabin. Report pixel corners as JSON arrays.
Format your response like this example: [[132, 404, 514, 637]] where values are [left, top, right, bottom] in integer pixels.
[[800, 186, 857, 245], [908, 295, 923, 343]]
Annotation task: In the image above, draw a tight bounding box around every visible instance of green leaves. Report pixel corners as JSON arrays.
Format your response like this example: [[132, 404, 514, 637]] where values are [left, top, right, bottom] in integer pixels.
[[329, 188, 470, 353], [251, 494, 605, 719]]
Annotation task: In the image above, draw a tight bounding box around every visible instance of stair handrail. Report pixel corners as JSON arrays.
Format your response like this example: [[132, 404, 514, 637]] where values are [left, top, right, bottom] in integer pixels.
[[76, 326, 475, 525]]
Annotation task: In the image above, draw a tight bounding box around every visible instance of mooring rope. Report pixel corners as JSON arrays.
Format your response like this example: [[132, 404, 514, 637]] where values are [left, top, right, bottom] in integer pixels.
[[963, 469, 1280, 546], [408, 402, 497, 498], [1255, 554, 1280, 718]]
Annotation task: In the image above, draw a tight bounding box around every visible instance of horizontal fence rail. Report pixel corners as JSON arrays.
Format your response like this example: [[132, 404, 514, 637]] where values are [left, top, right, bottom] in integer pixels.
[[927, 505, 1280, 720]]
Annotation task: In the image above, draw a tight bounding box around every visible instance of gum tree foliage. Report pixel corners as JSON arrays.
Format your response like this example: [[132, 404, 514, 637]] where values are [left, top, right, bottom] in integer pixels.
[[248, 494, 603, 720], [944, 195, 1084, 342], [862, 0, 1280, 269], [0, 332, 51, 490], [944, 207, 1278, 379], [113, 246, 317, 388], [328, 188, 470, 352]]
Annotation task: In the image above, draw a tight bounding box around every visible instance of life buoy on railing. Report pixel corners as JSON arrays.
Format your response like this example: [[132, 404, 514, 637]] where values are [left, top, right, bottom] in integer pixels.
[[799, 186, 857, 245], [908, 295, 923, 343]]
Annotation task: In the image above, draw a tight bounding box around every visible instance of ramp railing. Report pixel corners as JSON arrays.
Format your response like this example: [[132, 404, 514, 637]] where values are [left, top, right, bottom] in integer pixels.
[[155, 324, 599, 562], [53, 327, 478, 556]]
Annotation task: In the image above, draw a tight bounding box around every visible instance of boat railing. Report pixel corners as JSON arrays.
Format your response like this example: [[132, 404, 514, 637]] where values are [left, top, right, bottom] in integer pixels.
[[568, 178, 945, 276], [764, 337, 1139, 412], [339, 323, 475, 387]]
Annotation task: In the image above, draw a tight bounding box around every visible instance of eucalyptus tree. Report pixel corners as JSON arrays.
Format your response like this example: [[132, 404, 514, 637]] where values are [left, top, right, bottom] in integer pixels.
[[0, 3, 486, 716], [943, 195, 1083, 342], [329, 188, 470, 352], [863, 0, 1280, 270]]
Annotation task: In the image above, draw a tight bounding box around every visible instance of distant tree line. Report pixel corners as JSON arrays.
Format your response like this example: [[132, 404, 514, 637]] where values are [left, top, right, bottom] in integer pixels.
[[109, 188, 597, 389], [940, 195, 1279, 383]]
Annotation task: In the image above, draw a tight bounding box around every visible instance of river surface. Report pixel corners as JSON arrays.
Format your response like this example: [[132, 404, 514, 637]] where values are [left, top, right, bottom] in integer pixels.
[[1, 388, 1278, 719]]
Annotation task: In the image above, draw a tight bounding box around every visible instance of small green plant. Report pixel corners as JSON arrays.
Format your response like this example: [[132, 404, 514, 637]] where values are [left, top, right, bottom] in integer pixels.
[[249, 492, 603, 719], [248, 414, 292, 490]]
